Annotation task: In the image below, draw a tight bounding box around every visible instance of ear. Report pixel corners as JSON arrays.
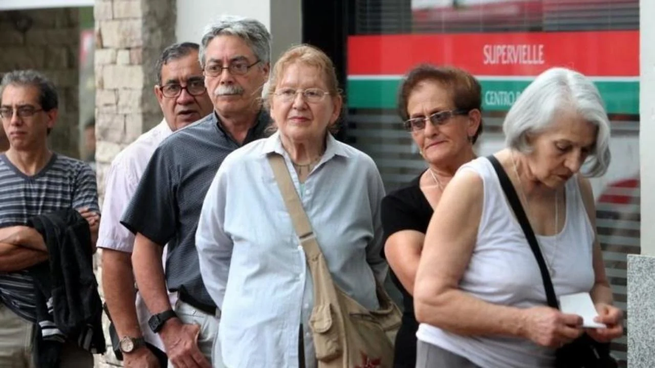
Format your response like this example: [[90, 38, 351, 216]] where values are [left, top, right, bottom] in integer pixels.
[[45, 108, 58, 130], [154, 85, 165, 107], [329, 94, 343, 125], [466, 109, 482, 138], [261, 62, 271, 80]]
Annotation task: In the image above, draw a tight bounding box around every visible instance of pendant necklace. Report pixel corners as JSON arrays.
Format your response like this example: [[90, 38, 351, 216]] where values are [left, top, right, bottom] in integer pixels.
[[511, 153, 559, 278], [428, 168, 444, 191]]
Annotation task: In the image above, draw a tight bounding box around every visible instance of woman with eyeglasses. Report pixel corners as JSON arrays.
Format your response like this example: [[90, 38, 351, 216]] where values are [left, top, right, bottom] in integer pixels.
[[196, 44, 390, 367], [380, 65, 482, 368]]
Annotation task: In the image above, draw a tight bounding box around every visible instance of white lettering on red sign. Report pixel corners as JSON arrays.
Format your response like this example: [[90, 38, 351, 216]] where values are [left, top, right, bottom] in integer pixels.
[[483, 44, 545, 65]]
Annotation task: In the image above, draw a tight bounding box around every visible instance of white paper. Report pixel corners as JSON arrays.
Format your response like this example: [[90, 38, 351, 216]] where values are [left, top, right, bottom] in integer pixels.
[[559, 292, 607, 329]]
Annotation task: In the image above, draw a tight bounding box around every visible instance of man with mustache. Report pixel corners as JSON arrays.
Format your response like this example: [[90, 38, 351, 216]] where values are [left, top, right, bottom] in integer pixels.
[[121, 16, 272, 368], [99, 42, 212, 368]]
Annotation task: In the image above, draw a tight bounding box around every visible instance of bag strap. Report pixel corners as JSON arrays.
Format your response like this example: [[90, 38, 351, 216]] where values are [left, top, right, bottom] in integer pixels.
[[486, 155, 559, 310], [267, 153, 323, 260]]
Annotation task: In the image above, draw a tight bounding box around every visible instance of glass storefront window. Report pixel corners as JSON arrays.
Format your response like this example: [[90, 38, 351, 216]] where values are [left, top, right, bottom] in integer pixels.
[[346, 1, 638, 364]]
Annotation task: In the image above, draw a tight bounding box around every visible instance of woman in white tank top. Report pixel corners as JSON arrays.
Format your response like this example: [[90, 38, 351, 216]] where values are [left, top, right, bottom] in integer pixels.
[[413, 67, 624, 368]]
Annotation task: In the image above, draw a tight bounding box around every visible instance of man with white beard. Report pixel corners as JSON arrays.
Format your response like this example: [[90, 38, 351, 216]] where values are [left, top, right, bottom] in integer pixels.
[[121, 16, 271, 368]]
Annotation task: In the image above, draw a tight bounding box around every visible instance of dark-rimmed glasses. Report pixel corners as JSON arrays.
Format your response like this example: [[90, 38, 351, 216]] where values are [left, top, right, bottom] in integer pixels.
[[403, 109, 470, 132], [274, 88, 330, 103], [0, 106, 44, 120], [204, 59, 261, 77], [159, 78, 207, 98]]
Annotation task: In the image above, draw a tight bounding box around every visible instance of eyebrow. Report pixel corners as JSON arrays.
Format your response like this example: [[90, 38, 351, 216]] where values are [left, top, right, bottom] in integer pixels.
[[409, 109, 447, 119], [0, 104, 34, 109], [206, 56, 250, 64]]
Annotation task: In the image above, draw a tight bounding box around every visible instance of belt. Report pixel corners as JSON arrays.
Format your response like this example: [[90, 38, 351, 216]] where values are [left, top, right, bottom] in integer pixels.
[[178, 292, 216, 316]]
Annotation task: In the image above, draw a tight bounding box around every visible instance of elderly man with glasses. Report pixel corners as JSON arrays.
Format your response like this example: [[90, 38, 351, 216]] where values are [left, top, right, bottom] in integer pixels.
[[99, 42, 213, 368], [120, 16, 272, 368]]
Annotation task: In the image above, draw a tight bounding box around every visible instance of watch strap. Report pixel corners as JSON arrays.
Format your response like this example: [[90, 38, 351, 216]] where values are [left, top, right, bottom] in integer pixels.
[[149, 309, 177, 333]]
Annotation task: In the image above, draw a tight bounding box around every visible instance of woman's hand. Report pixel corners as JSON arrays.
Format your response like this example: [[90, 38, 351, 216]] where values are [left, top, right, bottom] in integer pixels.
[[520, 306, 584, 348], [586, 303, 623, 342]]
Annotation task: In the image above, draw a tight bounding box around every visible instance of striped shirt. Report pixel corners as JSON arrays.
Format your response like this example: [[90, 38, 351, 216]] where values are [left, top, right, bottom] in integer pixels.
[[0, 153, 99, 322]]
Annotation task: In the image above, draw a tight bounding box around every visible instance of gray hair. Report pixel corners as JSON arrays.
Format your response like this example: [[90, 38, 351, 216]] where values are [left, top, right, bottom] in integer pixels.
[[199, 15, 271, 68], [503, 67, 611, 177], [0, 70, 58, 111], [155, 42, 200, 85]]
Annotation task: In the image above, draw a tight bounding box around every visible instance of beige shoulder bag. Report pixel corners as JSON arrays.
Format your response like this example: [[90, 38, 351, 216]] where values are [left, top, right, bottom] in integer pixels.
[[268, 154, 401, 368]]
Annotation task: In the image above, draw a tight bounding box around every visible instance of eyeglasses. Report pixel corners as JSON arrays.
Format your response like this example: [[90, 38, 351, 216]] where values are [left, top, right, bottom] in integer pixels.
[[159, 78, 207, 98], [204, 59, 261, 77], [403, 109, 470, 132], [0, 106, 44, 120], [274, 88, 330, 103]]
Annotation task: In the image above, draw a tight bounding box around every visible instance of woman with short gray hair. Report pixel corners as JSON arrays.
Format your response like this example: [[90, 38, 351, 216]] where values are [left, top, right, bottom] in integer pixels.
[[413, 67, 623, 367]]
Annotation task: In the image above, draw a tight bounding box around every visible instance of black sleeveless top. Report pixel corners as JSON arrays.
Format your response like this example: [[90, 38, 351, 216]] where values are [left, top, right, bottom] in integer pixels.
[[381, 173, 434, 368]]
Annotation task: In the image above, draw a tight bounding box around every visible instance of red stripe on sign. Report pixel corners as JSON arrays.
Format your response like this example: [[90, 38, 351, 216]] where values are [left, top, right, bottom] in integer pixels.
[[348, 31, 638, 77]]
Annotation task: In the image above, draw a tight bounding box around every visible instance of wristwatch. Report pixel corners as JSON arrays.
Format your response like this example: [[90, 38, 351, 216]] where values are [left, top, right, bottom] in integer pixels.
[[119, 336, 145, 354], [148, 309, 177, 333]]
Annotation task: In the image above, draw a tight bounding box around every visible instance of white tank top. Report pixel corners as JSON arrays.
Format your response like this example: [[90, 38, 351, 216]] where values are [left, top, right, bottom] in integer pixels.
[[416, 157, 596, 368]]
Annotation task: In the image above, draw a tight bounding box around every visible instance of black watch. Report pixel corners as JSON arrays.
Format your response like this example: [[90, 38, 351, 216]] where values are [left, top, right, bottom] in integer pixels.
[[148, 309, 177, 333], [119, 336, 145, 354]]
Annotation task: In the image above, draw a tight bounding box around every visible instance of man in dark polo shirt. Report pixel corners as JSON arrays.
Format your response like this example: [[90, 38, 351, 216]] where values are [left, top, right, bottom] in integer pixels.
[[121, 15, 271, 368]]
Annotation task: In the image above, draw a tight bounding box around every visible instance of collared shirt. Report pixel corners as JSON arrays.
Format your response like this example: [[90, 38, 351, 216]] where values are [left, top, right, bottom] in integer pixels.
[[0, 153, 98, 321], [98, 120, 172, 253], [97, 119, 174, 350], [121, 110, 270, 311], [196, 132, 388, 368]]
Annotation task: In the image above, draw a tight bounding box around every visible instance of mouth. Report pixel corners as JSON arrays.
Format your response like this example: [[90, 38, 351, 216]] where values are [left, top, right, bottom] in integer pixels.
[[424, 141, 445, 150], [290, 117, 310, 123], [177, 110, 200, 120]]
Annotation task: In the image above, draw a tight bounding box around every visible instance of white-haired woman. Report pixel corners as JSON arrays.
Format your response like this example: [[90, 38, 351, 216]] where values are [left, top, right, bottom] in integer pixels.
[[413, 67, 623, 367]]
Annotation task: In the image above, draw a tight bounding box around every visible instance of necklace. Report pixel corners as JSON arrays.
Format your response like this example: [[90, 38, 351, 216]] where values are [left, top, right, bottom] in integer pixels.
[[428, 168, 444, 191], [511, 153, 559, 277], [291, 155, 322, 181]]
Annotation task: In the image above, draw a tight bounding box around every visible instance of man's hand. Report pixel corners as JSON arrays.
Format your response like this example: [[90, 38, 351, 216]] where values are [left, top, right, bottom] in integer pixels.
[[123, 346, 161, 368], [160, 319, 211, 368], [77, 207, 99, 251]]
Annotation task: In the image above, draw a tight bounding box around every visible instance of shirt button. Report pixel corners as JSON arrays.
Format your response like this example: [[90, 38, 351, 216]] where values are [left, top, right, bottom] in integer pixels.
[[305, 190, 311, 196], [304, 303, 309, 309]]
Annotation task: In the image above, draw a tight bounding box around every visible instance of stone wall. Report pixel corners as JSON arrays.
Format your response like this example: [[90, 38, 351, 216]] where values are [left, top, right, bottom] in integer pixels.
[[0, 8, 80, 158], [94, 0, 175, 366]]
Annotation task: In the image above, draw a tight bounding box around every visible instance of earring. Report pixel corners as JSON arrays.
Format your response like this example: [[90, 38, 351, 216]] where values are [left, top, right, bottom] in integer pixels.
[[419, 150, 424, 157], [467, 135, 473, 144]]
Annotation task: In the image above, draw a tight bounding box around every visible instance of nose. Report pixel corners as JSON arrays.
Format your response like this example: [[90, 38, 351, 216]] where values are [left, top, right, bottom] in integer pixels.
[[176, 87, 194, 105], [292, 92, 306, 109], [423, 116, 438, 137], [219, 67, 235, 84], [564, 152, 583, 173], [9, 111, 22, 126]]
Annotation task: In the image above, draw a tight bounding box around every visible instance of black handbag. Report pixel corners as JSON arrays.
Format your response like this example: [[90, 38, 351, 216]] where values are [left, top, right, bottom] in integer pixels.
[[487, 155, 617, 368]]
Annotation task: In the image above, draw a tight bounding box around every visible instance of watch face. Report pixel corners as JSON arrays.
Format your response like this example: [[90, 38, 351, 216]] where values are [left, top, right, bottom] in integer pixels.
[[119, 337, 135, 353]]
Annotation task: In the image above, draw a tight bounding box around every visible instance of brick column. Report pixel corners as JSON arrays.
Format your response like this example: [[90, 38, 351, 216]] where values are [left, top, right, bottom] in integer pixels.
[[94, 0, 175, 366]]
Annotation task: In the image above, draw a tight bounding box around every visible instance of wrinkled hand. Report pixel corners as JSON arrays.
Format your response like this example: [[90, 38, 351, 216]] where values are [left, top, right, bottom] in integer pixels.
[[123, 347, 160, 368], [520, 306, 584, 348], [160, 319, 210, 368], [586, 303, 623, 343]]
